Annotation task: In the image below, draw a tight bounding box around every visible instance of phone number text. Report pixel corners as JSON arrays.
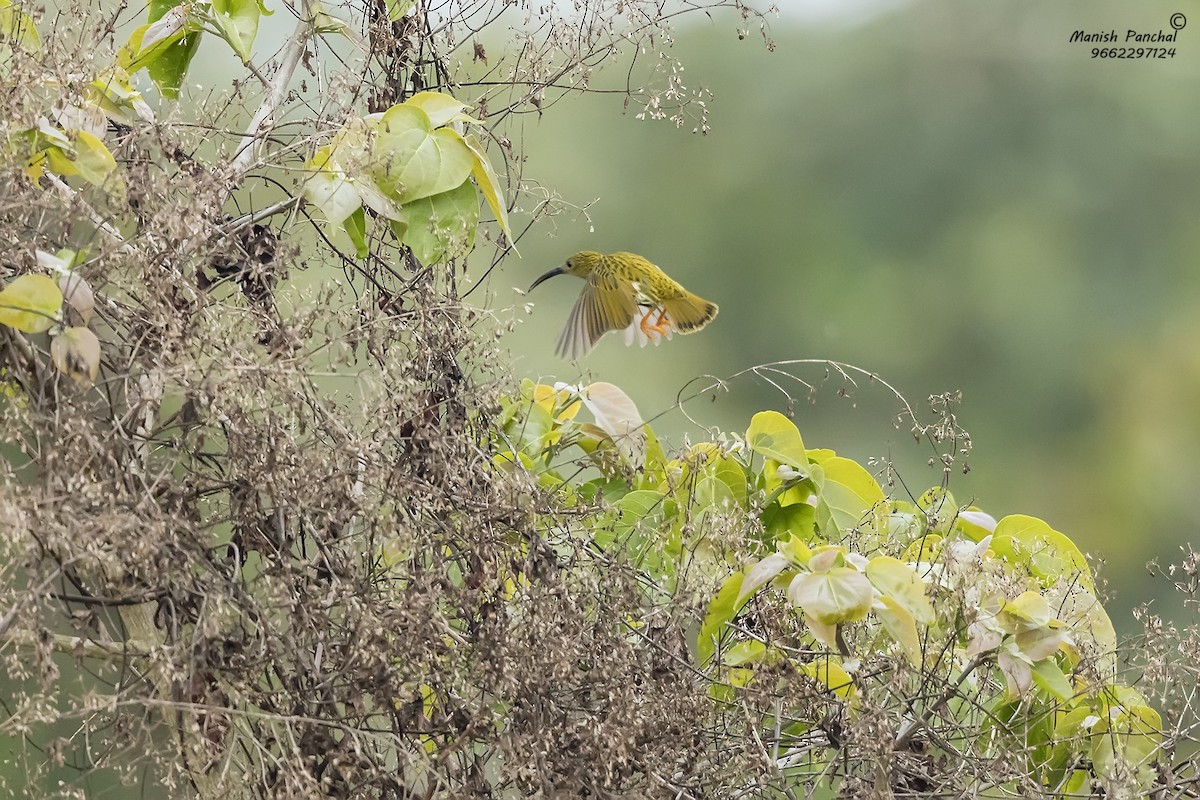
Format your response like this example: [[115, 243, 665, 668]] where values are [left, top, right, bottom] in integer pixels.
[[1091, 47, 1176, 58]]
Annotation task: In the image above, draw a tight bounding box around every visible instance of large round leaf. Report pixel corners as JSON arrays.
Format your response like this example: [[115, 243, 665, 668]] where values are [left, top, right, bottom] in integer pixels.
[[401, 180, 479, 266], [787, 567, 874, 626], [582, 382, 646, 469], [371, 105, 475, 203], [817, 456, 886, 534], [746, 410, 807, 469], [991, 514, 1093, 592]]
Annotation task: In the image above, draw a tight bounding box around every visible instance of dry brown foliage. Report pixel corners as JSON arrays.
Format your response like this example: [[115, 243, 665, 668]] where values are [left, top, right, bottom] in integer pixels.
[[0, 1, 783, 797]]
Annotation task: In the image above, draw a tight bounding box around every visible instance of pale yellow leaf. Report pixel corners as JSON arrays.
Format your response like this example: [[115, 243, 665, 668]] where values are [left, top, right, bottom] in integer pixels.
[[51, 326, 100, 384], [0, 273, 62, 333]]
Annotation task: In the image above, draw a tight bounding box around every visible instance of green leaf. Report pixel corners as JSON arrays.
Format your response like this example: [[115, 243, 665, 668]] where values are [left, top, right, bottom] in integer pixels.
[[787, 567, 874, 626], [371, 105, 475, 203], [954, 508, 997, 542], [799, 656, 857, 701], [707, 453, 748, 507], [462, 133, 513, 241], [343, 206, 368, 258], [31, 118, 71, 149], [901, 532, 941, 564], [324, 116, 375, 171], [916, 486, 958, 534], [709, 665, 755, 701], [761, 502, 815, 544], [999, 591, 1052, 629], [147, 32, 201, 97], [0, 0, 41, 54], [816, 456, 885, 534], [1047, 706, 1096, 786], [885, 510, 922, 544], [312, 8, 352, 36], [0, 274, 62, 333], [746, 411, 807, 469], [405, 91, 474, 129], [531, 382, 581, 421], [736, 553, 791, 605], [401, 180, 479, 266], [698, 572, 745, 665], [1014, 624, 1070, 663], [779, 535, 813, 565], [149, 0, 181, 21], [211, 0, 268, 61], [805, 447, 835, 463], [389, 218, 409, 249], [693, 475, 732, 512], [1053, 584, 1117, 674], [120, 4, 195, 75], [687, 449, 746, 512], [1061, 770, 1091, 796], [89, 68, 154, 124], [41, 145, 76, 178], [607, 489, 664, 546], [72, 130, 125, 200], [385, 0, 414, 21], [492, 450, 535, 473], [722, 640, 767, 667], [358, 181, 406, 222], [505, 395, 556, 458], [128, 0, 202, 96], [15, 125, 70, 184], [1030, 658, 1074, 702], [642, 426, 667, 481], [865, 556, 935, 624], [118, 24, 154, 71], [991, 514, 1093, 591], [763, 458, 810, 506], [874, 595, 921, 666]]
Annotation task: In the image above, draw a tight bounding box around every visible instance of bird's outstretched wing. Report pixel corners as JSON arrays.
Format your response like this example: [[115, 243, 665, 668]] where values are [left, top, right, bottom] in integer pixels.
[[557, 270, 637, 358]]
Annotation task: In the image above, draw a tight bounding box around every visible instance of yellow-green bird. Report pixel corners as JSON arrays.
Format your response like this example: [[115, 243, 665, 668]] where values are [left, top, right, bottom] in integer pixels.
[[528, 251, 719, 359]]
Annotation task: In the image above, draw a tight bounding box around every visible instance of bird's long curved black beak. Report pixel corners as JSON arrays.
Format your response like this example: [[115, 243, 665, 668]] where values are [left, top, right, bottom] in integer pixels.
[[528, 266, 565, 292]]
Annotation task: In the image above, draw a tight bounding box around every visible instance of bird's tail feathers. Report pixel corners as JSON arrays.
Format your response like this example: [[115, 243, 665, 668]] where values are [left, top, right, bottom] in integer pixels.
[[663, 291, 719, 333]]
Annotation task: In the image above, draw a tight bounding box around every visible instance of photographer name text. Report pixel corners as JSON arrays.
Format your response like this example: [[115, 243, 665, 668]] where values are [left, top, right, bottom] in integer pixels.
[[1070, 29, 1177, 43]]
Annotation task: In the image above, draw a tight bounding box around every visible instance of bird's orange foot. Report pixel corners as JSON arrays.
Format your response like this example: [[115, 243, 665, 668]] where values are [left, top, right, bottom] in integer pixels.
[[650, 309, 672, 336], [639, 308, 671, 338], [638, 309, 656, 337]]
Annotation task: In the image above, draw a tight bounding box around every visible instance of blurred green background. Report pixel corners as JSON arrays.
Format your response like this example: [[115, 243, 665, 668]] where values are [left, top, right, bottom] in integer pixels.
[[490, 0, 1200, 630]]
